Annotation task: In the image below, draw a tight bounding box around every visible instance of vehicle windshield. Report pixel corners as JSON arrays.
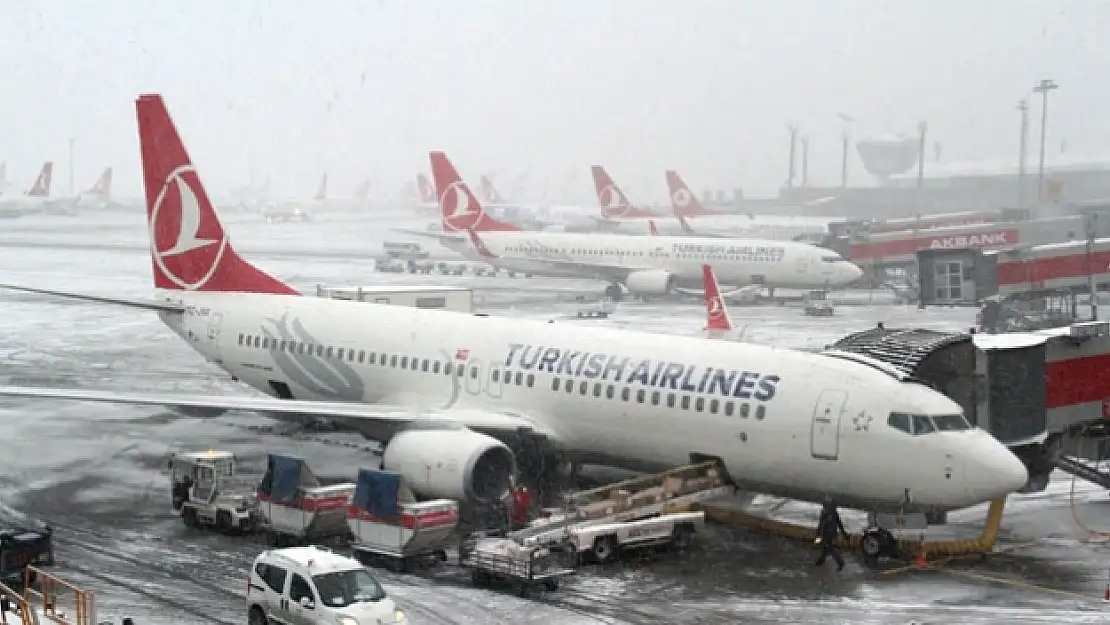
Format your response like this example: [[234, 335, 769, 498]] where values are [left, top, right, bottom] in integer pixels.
[[312, 569, 386, 608]]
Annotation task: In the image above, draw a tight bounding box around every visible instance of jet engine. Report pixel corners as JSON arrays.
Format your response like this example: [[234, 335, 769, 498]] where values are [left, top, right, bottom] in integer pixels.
[[381, 428, 515, 504], [624, 269, 675, 297]]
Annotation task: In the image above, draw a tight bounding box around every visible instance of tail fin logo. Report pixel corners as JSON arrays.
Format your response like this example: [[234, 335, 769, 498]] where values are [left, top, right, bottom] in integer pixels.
[[672, 188, 693, 208], [440, 181, 483, 231], [600, 185, 630, 217], [150, 165, 229, 290], [707, 296, 725, 323]]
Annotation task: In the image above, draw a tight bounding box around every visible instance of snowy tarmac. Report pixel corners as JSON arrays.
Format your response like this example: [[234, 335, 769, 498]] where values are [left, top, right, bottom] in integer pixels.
[[2, 212, 1110, 624]]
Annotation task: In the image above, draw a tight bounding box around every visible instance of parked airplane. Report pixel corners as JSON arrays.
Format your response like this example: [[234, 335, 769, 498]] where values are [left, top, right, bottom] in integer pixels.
[[0, 162, 57, 218], [0, 94, 1028, 524], [67, 167, 116, 209], [404, 152, 864, 299], [565, 166, 687, 235]]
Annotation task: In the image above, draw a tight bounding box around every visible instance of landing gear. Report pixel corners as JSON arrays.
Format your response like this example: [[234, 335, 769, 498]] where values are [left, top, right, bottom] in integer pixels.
[[604, 283, 623, 301], [859, 526, 896, 567]]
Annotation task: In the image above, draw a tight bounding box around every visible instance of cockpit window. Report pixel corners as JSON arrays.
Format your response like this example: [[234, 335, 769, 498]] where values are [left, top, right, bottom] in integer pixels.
[[887, 412, 912, 434], [820, 255, 844, 263], [911, 415, 936, 435], [931, 414, 970, 431]]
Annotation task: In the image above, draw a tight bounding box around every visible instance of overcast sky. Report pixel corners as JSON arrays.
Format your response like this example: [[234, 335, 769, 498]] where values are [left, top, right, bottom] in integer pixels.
[[0, 0, 1105, 201]]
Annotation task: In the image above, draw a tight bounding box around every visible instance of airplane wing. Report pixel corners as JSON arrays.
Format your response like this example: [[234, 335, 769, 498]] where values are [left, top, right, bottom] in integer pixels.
[[390, 227, 466, 243], [0, 385, 557, 443], [0, 283, 185, 312]]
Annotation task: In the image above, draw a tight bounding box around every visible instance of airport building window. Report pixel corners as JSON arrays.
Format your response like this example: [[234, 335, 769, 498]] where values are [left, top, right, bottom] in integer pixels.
[[709, 399, 719, 414], [755, 406, 766, 420], [515, 372, 524, 386], [667, 393, 676, 408], [551, 377, 560, 391], [695, 397, 705, 412], [724, 401, 734, 417], [621, 388, 630, 402], [263, 337, 271, 349], [579, 381, 588, 395], [606, 385, 615, 399], [681, 396, 690, 410], [593, 383, 602, 397], [526, 374, 535, 388], [349, 350, 356, 362]]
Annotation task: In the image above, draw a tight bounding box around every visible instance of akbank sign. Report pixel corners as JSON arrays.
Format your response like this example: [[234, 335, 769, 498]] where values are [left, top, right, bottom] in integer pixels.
[[927, 231, 1013, 249]]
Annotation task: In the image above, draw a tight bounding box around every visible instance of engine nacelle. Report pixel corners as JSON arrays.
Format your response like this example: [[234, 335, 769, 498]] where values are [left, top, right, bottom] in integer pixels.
[[624, 269, 675, 296], [381, 428, 515, 504]]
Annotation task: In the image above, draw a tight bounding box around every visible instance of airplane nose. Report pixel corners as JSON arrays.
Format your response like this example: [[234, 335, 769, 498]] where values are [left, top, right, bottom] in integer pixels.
[[964, 439, 1029, 502], [843, 263, 864, 285]]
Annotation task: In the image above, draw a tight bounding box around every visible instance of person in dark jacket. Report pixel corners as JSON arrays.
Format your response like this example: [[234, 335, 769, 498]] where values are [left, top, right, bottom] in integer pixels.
[[172, 475, 193, 511], [815, 497, 848, 571]]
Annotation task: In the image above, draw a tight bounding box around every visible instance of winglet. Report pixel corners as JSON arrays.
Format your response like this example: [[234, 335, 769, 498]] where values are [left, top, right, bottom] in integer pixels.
[[465, 228, 498, 258], [647, 220, 660, 236], [137, 94, 297, 295], [702, 264, 733, 338]]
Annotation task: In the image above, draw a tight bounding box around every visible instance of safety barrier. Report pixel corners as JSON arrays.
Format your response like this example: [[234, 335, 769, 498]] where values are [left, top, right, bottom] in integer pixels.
[[700, 497, 1008, 559], [0, 580, 32, 625], [22, 566, 96, 625]]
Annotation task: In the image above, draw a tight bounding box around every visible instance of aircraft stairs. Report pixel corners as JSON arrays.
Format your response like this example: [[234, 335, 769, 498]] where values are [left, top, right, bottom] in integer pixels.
[[1055, 455, 1110, 491]]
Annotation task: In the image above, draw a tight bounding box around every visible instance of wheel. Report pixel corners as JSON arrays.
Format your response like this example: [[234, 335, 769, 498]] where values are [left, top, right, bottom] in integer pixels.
[[591, 536, 618, 564], [860, 527, 893, 566], [181, 507, 200, 528], [248, 605, 268, 625], [672, 524, 695, 550], [543, 578, 559, 591], [216, 510, 232, 532]]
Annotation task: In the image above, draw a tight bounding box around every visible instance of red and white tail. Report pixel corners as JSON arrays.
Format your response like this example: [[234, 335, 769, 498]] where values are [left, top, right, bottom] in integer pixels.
[[647, 219, 660, 236], [479, 175, 506, 204], [702, 264, 733, 338], [430, 152, 518, 233], [666, 170, 712, 217], [591, 165, 655, 219], [26, 162, 52, 197], [416, 173, 435, 202], [313, 173, 328, 201], [85, 167, 113, 198], [137, 94, 298, 295]]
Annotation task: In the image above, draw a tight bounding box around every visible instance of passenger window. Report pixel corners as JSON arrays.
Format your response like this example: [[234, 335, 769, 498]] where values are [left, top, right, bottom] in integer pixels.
[[755, 406, 766, 420], [593, 383, 602, 397], [390, 355, 398, 367], [238, 334, 244, 345], [579, 381, 588, 395], [709, 399, 719, 414], [526, 374, 534, 388], [666, 393, 676, 408], [740, 404, 750, 418], [681, 396, 690, 410], [724, 401, 734, 417], [433, 361, 441, 374], [256, 563, 287, 594], [253, 336, 261, 348], [348, 350, 355, 362], [606, 385, 615, 399], [551, 377, 560, 391], [887, 413, 911, 434], [456, 363, 465, 376], [401, 356, 409, 369], [358, 350, 365, 363], [621, 387, 630, 401], [278, 340, 287, 351], [379, 354, 387, 366], [288, 573, 314, 605], [326, 347, 333, 358], [695, 397, 705, 412], [410, 357, 418, 370], [912, 414, 935, 435], [651, 391, 660, 406], [421, 359, 428, 372], [636, 389, 645, 404], [515, 372, 523, 386], [316, 345, 324, 357], [494, 370, 501, 383], [470, 366, 478, 379], [337, 348, 345, 360]]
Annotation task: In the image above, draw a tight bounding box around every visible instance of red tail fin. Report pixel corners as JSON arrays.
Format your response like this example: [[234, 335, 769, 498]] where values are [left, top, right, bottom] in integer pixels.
[[430, 152, 518, 232], [666, 170, 712, 217], [591, 165, 655, 219], [86, 167, 113, 197], [416, 173, 435, 202], [314, 174, 328, 201], [648, 220, 660, 236], [702, 264, 733, 334], [137, 94, 297, 295], [27, 162, 52, 197]]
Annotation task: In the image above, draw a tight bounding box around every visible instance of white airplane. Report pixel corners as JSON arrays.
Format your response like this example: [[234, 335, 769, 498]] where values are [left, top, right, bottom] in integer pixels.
[[402, 152, 864, 300], [65, 167, 116, 210], [560, 166, 686, 235], [0, 162, 56, 217], [0, 94, 1028, 522]]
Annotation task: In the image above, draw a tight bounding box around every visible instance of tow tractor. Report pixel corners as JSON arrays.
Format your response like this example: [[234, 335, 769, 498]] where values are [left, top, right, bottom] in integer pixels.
[[170, 450, 253, 532], [458, 532, 575, 597], [346, 468, 459, 572], [803, 290, 834, 316], [512, 461, 733, 563]]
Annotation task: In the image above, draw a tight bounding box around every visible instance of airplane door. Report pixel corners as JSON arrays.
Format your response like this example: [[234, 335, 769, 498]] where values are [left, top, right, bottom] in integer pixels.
[[811, 390, 848, 461]]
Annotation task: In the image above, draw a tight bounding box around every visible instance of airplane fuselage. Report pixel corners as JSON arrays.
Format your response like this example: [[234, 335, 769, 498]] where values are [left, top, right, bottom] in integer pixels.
[[163, 289, 1023, 513]]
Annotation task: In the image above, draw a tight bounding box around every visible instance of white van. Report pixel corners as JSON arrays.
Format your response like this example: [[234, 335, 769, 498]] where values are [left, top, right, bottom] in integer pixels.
[[247, 545, 406, 625]]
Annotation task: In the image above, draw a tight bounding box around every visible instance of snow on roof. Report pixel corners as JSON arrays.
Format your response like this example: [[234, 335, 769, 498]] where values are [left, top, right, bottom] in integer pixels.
[[972, 332, 1051, 350]]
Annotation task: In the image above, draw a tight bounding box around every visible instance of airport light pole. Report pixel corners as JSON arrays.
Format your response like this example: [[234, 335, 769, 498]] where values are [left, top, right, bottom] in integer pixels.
[[67, 137, 76, 196], [840, 130, 850, 188], [1016, 99, 1029, 209], [1034, 79, 1059, 202], [786, 125, 799, 191], [800, 136, 810, 188], [916, 121, 927, 190]]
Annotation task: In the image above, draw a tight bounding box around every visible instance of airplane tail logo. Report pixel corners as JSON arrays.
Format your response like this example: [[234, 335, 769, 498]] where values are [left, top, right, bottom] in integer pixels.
[[416, 173, 436, 202], [591, 165, 656, 219], [430, 151, 518, 233], [314, 173, 328, 201], [702, 264, 733, 334], [27, 162, 52, 197], [137, 94, 297, 295], [479, 175, 506, 204], [666, 170, 711, 217], [85, 167, 113, 198]]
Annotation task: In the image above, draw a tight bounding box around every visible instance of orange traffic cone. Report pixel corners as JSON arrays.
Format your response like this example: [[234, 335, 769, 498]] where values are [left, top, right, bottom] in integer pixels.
[[1103, 584, 1109, 601], [913, 538, 927, 568]]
